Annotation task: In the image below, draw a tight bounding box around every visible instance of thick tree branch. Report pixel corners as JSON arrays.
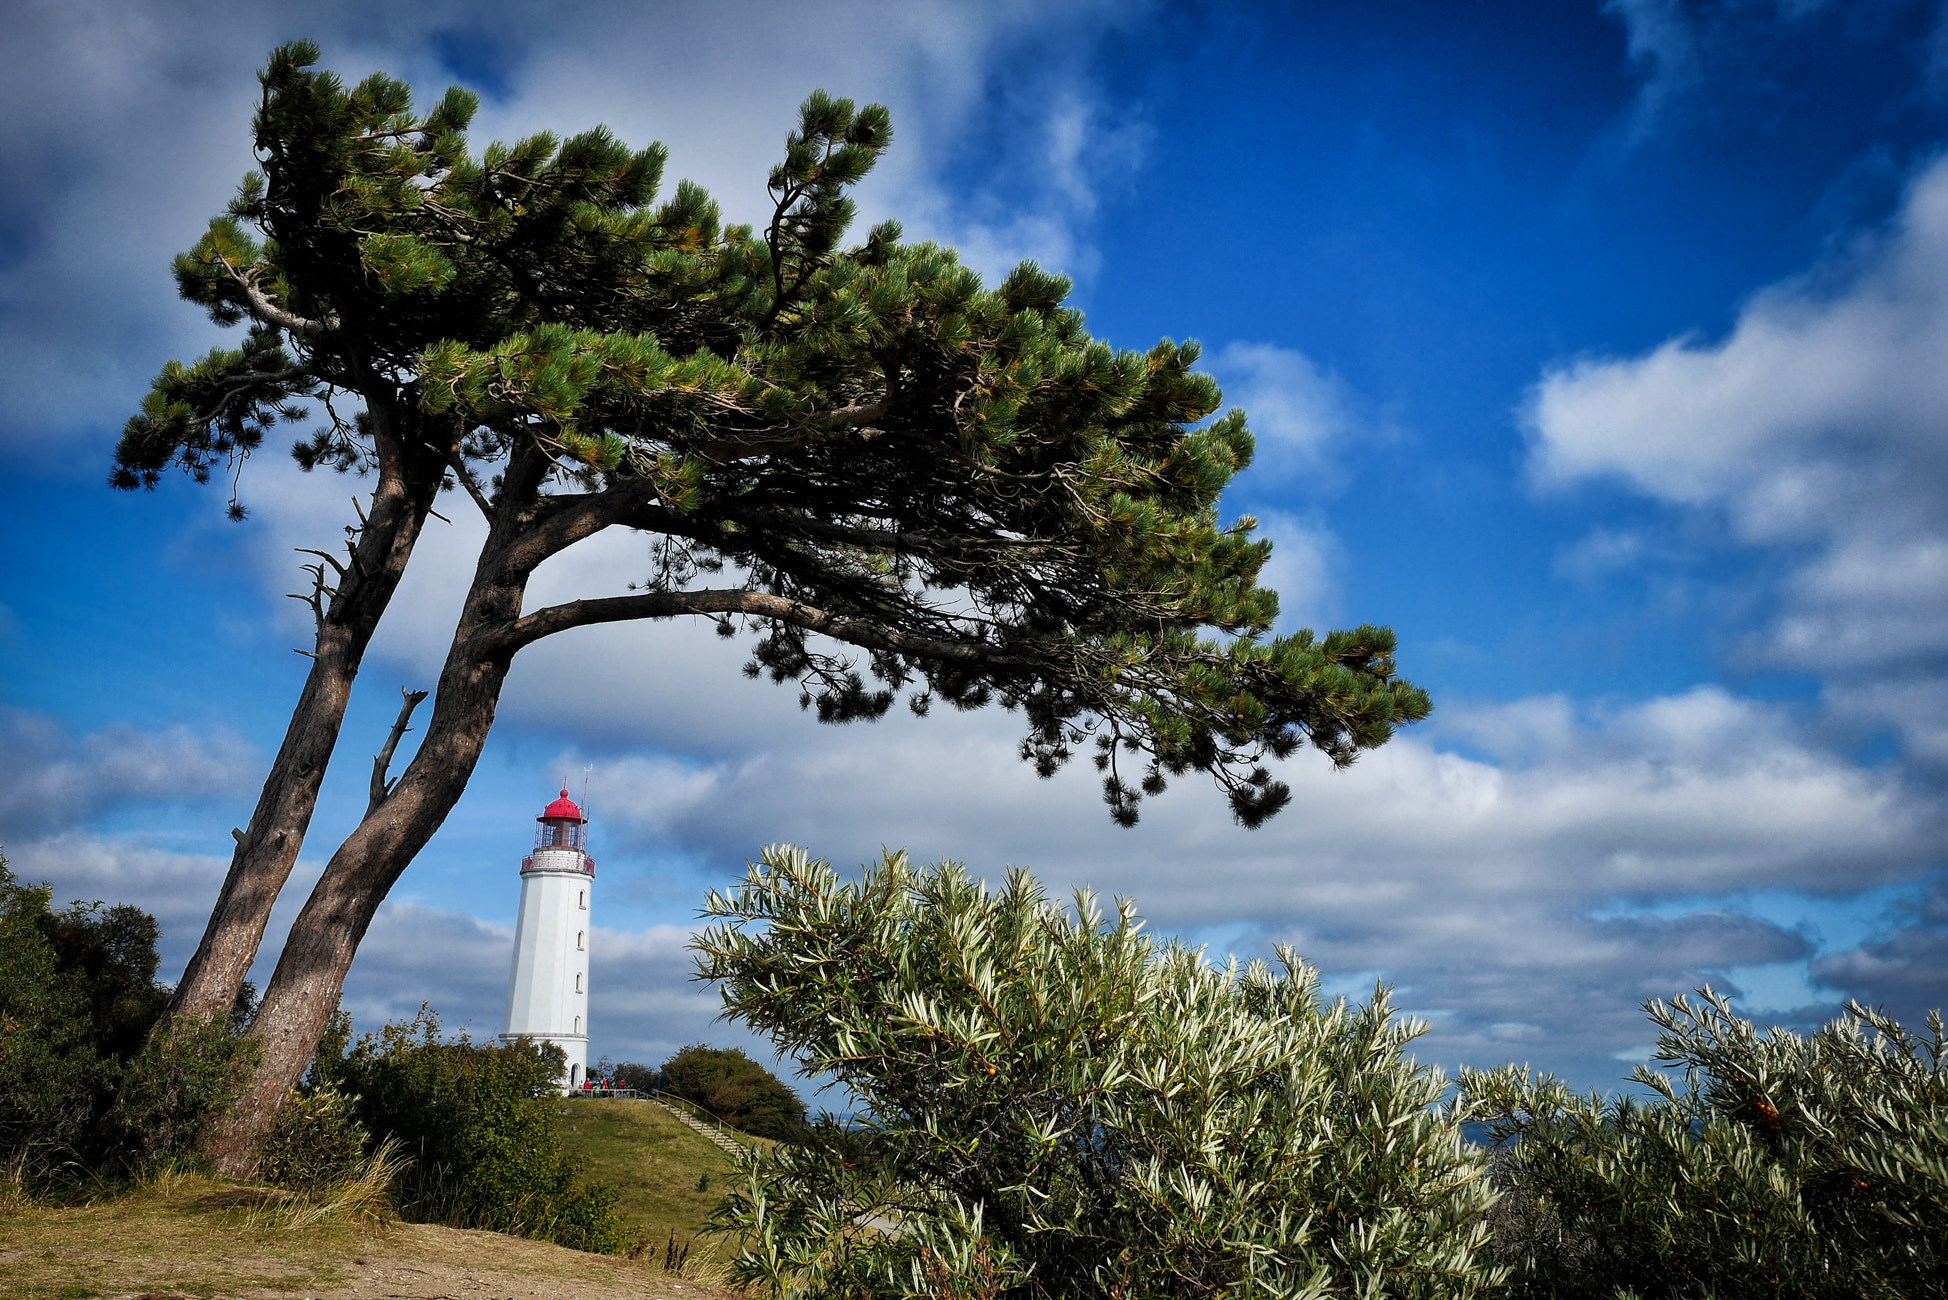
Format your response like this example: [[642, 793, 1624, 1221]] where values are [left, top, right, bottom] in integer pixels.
[[367, 685, 430, 817], [216, 254, 336, 337], [491, 463, 710, 580], [822, 393, 893, 428], [485, 587, 1032, 666]]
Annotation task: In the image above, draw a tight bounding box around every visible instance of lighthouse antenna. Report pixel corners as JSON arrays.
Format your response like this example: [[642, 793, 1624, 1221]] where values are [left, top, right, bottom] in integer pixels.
[[580, 765, 592, 829]]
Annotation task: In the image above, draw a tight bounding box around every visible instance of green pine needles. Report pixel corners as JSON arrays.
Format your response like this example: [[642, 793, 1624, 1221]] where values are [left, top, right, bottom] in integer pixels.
[[695, 847, 1503, 1299]]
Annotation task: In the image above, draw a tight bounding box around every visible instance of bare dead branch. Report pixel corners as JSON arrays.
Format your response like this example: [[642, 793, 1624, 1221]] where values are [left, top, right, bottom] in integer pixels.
[[434, 441, 495, 521], [295, 547, 348, 581], [288, 561, 333, 643], [367, 685, 431, 817]]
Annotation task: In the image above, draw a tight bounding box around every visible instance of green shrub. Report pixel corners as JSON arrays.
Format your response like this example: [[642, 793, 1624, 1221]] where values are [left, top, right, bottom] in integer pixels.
[[695, 847, 1502, 1300], [316, 1005, 631, 1253], [105, 1013, 257, 1174], [256, 1083, 372, 1195], [0, 853, 250, 1182], [1464, 990, 1948, 1299], [660, 1043, 808, 1140], [0, 861, 103, 1173], [610, 1059, 659, 1092]]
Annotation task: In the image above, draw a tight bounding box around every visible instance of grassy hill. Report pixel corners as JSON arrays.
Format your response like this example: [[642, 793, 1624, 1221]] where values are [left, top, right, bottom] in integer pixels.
[[0, 1099, 759, 1299], [0, 1173, 739, 1300], [555, 1095, 766, 1260]]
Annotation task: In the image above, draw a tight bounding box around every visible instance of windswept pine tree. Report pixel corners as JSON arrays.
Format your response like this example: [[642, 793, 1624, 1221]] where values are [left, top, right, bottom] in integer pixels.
[[118, 43, 1430, 1163]]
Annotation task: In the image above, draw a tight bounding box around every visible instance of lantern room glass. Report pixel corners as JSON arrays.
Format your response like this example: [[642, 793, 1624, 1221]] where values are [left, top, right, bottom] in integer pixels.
[[535, 820, 587, 850]]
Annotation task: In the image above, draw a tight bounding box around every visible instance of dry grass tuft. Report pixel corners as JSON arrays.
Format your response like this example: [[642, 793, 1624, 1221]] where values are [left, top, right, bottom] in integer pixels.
[[231, 1136, 406, 1231]]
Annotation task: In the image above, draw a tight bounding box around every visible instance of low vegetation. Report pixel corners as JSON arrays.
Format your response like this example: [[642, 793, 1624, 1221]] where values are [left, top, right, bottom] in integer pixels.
[[556, 1096, 749, 1263], [0, 853, 253, 1187], [695, 846, 1948, 1300], [0, 1171, 732, 1300], [656, 1043, 810, 1140], [305, 1004, 634, 1253], [7, 842, 1943, 1299], [1466, 991, 1948, 1300], [698, 847, 1504, 1300]]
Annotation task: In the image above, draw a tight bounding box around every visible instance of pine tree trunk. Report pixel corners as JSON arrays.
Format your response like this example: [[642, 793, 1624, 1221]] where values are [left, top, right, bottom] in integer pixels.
[[208, 447, 551, 1171], [165, 402, 438, 1028]]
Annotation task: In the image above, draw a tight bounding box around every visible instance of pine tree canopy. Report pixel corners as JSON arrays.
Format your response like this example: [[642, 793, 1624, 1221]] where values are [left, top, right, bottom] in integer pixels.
[[114, 41, 1429, 826]]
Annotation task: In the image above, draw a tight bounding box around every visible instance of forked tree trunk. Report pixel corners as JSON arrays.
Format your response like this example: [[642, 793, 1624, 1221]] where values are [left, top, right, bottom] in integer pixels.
[[212, 638, 517, 1169], [166, 402, 439, 1028], [209, 448, 551, 1170]]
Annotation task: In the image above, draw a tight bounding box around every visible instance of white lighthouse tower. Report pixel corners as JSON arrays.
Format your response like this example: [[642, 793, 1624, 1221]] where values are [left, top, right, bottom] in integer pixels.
[[499, 789, 593, 1090]]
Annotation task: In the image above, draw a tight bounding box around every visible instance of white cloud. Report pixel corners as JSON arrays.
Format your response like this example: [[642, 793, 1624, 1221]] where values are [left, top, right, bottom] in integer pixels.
[[1808, 873, 1948, 1023], [1528, 168, 1948, 515], [1213, 342, 1360, 488], [1250, 510, 1342, 634], [1527, 152, 1948, 765], [336, 900, 513, 1037], [0, 709, 258, 838], [901, 78, 1155, 283], [471, 679, 1938, 1085], [1555, 525, 1653, 580], [4, 831, 231, 940], [1200, 341, 1372, 636]]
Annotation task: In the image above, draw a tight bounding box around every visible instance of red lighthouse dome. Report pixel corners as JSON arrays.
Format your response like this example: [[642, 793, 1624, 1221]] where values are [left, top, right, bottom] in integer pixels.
[[539, 789, 585, 822]]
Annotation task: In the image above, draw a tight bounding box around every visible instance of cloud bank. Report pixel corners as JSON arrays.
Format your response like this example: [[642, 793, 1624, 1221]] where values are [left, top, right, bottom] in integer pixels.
[[1529, 153, 1948, 769]]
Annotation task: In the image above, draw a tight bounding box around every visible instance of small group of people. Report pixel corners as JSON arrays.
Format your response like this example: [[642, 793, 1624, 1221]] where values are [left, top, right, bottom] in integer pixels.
[[579, 1073, 627, 1095]]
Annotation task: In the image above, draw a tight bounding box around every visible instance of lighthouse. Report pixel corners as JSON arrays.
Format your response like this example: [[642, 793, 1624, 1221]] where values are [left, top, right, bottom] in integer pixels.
[[500, 789, 593, 1090]]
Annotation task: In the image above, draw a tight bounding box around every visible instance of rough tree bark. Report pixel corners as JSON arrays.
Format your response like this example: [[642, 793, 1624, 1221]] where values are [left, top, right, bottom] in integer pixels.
[[164, 394, 441, 1028]]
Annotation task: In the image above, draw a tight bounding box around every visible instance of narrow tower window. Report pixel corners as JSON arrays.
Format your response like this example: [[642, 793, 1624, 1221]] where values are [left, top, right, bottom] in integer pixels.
[[577, 930, 585, 950], [579, 889, 586, 909], [573, 1015, 582, 1034], [575, 973, 582, 992]]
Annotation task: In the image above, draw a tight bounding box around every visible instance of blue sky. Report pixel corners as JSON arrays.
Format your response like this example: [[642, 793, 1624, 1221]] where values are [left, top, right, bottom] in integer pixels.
[[3, 0, 1946, 1091]]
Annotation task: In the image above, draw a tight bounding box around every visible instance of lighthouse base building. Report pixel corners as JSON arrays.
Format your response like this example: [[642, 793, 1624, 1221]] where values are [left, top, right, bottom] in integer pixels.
[[500, 790, 593, 1091]]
